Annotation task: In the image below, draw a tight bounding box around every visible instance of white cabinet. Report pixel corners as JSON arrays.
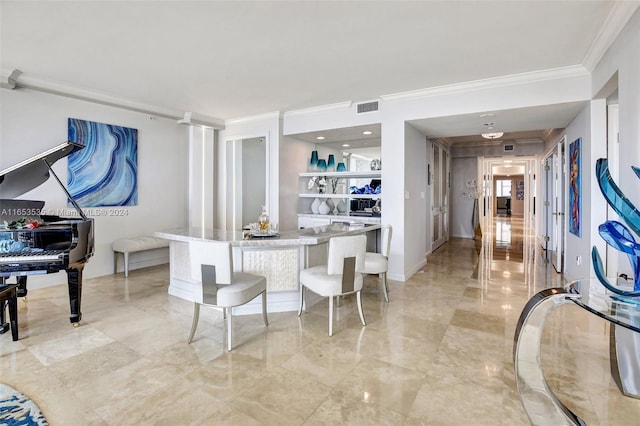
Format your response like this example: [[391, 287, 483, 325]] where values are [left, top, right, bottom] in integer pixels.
[[297, 216, 331, 229], [297, 171, 381, 228]]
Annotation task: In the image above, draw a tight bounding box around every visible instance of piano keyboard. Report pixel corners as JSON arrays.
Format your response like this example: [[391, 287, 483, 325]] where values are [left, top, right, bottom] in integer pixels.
[[0, 250, 65, 264]]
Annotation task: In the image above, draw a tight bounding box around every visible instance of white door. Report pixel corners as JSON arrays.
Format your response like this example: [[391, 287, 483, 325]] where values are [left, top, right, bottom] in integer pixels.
[[552, 139, 566, 272], [432, 144, 449, 250], [541, 156, 553, 255]]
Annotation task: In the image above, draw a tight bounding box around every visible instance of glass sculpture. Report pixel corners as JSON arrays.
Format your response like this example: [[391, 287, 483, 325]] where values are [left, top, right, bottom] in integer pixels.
[[592, 158, 640, 299]]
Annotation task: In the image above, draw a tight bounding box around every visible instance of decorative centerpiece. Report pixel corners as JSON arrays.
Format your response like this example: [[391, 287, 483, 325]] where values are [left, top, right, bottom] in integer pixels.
[[592, 158, 640, 302], [462, 179, 481, 240]]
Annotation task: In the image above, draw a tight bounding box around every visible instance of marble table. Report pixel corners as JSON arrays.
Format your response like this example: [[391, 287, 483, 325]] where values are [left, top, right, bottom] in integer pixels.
[[155, 222, 381, 313], [513, 279, 640, 425]]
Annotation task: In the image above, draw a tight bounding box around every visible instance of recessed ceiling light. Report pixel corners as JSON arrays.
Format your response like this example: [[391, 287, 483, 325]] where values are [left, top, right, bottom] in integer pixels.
[[362, 130, 373, 135], [504, 160, 512, 163], [316, 136, 325, 140], [342, 143, 350, 147], [480, 113, 495, 118]]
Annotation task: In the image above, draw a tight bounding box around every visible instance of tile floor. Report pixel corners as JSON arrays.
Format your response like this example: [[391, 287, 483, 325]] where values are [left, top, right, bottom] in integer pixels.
[[1, 217, 639, 425]]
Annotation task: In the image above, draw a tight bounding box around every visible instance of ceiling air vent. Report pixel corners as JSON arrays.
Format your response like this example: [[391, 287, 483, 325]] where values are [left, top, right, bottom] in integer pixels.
[[503, 144, 515, 152], [357, 101, 379, 113]]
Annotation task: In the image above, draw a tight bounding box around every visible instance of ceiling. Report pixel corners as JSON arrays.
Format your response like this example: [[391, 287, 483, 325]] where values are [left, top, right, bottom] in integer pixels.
[[1, 1, 637, 142]]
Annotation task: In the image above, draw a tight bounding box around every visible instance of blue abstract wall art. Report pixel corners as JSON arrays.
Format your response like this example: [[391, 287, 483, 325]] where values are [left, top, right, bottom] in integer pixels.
[[67, 118, 138, 207]]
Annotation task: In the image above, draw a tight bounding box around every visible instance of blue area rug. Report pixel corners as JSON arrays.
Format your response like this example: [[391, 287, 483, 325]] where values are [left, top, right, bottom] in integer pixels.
[[0, 384, 48, 425]]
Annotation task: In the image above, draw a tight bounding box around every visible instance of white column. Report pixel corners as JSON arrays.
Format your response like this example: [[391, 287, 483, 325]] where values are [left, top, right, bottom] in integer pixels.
[[188, 125, 215, 230]]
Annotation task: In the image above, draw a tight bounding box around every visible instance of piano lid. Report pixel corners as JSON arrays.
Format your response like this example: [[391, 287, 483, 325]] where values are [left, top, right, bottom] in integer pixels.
[[0, 141, 85, 199]]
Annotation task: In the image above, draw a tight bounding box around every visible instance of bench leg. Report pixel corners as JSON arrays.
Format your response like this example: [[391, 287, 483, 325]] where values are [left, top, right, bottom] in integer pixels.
[[124, 252, 129, 278], [114, 252, 119, 275]]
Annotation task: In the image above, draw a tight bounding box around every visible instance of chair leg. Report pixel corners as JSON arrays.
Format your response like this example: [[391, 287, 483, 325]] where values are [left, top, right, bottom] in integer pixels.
[[297, 285, 304, 316], [328, 296, 334, 337], [262, 291, 269, 326], [187, 302, 200, 343], [226, 307, 233, 352], [123, 252, 129, 278], [381, 273, 389, 303], [356, 291, 366, 326]]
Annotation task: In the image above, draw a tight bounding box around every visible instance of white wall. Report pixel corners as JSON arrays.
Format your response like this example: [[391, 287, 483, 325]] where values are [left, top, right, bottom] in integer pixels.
[[1, 88, 188, 287], [403, 123, 428, 275], [562, 101, 608, 280], [450, 157, 477, 238]]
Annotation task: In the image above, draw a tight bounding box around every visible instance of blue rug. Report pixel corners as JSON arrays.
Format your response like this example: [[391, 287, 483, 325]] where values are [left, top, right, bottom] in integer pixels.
[[0, 384, 48, 425]]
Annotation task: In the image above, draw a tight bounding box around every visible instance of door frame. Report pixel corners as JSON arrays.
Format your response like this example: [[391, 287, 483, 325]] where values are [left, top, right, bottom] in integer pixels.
[[431, 141, 450, 251]]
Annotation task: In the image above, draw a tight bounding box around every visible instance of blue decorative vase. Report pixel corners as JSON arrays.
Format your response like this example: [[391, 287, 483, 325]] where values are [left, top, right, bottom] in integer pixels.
[[337, 162, 347, 172], [317, 159, 327, 172], [309, 150, 319, 172], [327, 155, 336, 172]]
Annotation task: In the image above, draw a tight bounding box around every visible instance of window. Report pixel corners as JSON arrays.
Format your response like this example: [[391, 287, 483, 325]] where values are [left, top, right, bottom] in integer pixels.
[[496, 179, 511, 197]]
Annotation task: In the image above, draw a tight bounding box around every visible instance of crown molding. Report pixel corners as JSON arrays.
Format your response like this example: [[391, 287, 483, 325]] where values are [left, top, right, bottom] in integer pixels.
[[0, 67, 225, 129], [582, 1, 640, 71], [225, 111, 282, 126], [379, 65, 590, 102], [283, 101, 353, 117]]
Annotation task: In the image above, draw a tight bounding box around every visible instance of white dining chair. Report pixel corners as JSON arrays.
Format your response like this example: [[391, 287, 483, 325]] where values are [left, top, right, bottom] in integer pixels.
[[298, 234, 367, 336], [362, 225, 392, 302], [188, 240, 268, 351]]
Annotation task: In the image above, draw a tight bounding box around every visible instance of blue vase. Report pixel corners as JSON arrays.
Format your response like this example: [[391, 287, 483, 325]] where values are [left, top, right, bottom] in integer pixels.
[[327, 154, 336, 172], [317, 159, 327, 172], [309, 150, 319, 172], [337, 162, 346, 172]]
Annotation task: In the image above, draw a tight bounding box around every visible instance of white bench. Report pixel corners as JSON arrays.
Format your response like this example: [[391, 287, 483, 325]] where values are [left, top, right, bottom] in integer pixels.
[[112, 236, 169, 278]]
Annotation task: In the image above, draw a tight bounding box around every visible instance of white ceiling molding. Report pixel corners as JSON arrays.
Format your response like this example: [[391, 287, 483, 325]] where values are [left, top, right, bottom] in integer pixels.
[[582, 1, 640, 71], [379, 65, 590, 102], [177, 112, 225, 129], [0, 67, 225, 129], [0, 69, 22, 89], [283, 101, 354, 117], [225, 111, 282, 125]]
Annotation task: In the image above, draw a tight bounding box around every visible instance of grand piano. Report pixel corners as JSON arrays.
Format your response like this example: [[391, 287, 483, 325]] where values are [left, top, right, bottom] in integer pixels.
[[0, 141, 94, 326]]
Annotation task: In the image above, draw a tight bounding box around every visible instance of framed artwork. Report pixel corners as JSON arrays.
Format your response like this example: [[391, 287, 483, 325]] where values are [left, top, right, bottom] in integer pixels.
[[516, 181, 524, 200], [569, 137, 581, 237], [67, 118, 138, 207]]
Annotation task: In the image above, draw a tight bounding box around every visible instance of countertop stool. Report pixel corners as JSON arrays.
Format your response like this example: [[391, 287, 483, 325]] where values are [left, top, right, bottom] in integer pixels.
[[0, 283, 19, 341]]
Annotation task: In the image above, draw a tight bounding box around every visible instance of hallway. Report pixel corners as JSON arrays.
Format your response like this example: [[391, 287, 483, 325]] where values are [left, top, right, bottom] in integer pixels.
[[1, 217, 639, 424]]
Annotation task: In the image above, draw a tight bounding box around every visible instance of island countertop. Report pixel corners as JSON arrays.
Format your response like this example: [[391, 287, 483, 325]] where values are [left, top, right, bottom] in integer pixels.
[[154, 221, 381, 247]]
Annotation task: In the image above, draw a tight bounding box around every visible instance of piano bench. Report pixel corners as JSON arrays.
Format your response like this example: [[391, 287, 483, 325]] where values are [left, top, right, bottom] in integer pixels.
[[0, 284, 19, 341], [112, 236, 169, 278]]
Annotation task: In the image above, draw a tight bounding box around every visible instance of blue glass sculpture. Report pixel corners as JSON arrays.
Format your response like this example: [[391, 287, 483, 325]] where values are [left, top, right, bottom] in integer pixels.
[[337, 162, 347, 172], [592, 158, 640, 299], [309, 150, 319, 172], [327, 154, 336, 172], [317, 159, 327, 172]]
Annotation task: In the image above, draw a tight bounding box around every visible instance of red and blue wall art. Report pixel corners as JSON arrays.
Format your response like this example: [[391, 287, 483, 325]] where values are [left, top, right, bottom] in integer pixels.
[[569, 137, 581, 237], [67, 118, 138, 207]]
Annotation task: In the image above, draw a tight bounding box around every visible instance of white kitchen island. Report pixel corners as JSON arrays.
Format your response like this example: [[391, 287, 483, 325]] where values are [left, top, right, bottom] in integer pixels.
[[154, 222, 381, 314]]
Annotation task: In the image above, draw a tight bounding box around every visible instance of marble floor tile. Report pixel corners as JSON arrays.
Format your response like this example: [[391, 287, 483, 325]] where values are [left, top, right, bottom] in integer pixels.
[[1, 217, 639, 424]]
